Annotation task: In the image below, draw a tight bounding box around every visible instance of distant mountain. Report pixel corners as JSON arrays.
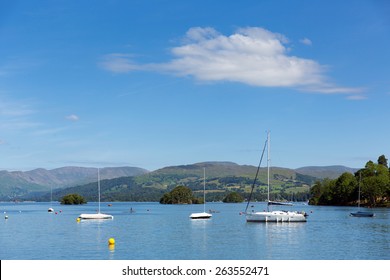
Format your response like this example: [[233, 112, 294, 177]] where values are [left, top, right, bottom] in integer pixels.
[[0, 170, 47, 198], [45, 162, 319, 203], [0, 166, 148, 200], [1, 162, 359, 201], [295, 165, 358, 179]]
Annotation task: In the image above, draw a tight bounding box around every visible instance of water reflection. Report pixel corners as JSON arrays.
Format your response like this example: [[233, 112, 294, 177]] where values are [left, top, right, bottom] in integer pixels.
[[244, 222, 308, 259]]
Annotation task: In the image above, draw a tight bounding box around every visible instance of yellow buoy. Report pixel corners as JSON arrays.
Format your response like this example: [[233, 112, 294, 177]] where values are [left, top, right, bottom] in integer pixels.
[[108, 238, 115, 245], [76, 218, 81, 222]]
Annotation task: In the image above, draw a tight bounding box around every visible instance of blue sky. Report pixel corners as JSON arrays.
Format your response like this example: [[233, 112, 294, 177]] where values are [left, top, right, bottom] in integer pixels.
[[1, 0, 389, 171]]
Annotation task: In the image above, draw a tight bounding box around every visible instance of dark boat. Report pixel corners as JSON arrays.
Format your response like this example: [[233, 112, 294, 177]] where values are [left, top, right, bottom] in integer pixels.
[[350, 211, 375, 217], [350, 172, 374, 218]]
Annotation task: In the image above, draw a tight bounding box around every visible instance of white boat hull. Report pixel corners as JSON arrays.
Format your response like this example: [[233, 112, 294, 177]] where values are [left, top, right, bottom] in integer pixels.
[[79, 213, 113, 220], [246, 211, 306, 222], [189, 212, 212, 219]]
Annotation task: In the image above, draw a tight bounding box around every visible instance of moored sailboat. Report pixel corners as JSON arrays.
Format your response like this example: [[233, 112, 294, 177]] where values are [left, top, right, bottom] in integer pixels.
[[189, 168, 212, 219], [48, 185, 54, 212], [350, 172, 374, 217], [245, 131, 307, 223], [79, 168, 113, 220]]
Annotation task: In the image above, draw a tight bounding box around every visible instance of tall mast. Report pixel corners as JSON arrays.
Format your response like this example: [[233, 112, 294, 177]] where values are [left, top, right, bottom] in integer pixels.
[[358, 171, 361, 209], [98, 168, 101, 213], [267, 131, 270, 203], [203, 167, 206, 213]]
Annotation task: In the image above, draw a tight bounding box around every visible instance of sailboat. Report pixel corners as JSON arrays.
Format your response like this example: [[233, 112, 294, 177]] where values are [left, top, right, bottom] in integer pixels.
[[350, 172, 375, 217], [189, 168, 212, 219], [245, 131, 307, 223], [48, 185, 54, 212], [78, 168, 113, 220]]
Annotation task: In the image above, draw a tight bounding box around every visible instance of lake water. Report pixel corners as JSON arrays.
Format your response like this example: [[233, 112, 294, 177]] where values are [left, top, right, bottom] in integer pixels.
[[0, 201, 389, 260]]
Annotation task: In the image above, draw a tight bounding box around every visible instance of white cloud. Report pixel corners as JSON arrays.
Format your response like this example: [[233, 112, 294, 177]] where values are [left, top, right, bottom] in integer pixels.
[[300, 38, 313, 46], [65, 114, 79, 121], [101, 27, 362, 95]]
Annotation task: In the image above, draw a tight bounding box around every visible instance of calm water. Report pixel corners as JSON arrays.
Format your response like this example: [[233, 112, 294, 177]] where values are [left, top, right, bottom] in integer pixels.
[[0, 202, 389, 260]]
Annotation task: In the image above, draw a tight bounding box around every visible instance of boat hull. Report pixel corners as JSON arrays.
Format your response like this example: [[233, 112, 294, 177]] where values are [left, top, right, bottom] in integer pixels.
[[246, 211, 307, 222], [189, 212, 212, 219], [79, 213, 113, 220], [350, 211, 375, 217]]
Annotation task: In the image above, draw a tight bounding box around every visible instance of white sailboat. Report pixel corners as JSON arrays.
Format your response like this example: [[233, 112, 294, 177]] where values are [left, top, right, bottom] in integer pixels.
[[79, 168, 113, 220], [48, 185, 54, 212], [189, 168, 212, 219], [245, 131, 307, 223]]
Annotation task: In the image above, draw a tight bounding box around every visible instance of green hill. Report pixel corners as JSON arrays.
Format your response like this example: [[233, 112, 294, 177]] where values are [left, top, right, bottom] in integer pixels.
[[0, 167, 148, 200], [2, 162, 358, 202], [295, 165, 358, 179], [43, 162, 316, 202]]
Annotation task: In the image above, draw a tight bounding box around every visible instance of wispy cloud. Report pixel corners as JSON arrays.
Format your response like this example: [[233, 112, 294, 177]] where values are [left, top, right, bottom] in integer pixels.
[[346, 94, 368, 100], [0, 56, 42, 77], [65, 114, 79, 121], [99, 53, 140, 73], [0, 98, 35, 117], [0, 97, 40, 131], [101, 27, 363, 97], [300, 38, 312, 46], [32, 126, 69, 136]]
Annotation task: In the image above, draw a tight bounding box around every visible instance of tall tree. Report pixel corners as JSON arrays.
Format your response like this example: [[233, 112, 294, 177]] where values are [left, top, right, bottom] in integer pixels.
[[377, 155, 388, 168], [160, 185, 200, 204], [361, 160, 389, 206], [333, 172, 357, 205]]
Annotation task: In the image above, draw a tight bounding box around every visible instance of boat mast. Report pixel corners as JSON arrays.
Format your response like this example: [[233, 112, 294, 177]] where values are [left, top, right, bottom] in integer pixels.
[[267, 131, 270, 204], [203, 167, 206, 213], [98, 168, 101, 214], [358, 171, 361, 209], [244, 135, 267, 213]]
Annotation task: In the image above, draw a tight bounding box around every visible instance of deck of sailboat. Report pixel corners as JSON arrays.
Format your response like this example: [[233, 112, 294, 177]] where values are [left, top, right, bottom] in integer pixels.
[[246, 210, 307, 222], [79, 213, 113, 219], [189, 212, 212, 219]]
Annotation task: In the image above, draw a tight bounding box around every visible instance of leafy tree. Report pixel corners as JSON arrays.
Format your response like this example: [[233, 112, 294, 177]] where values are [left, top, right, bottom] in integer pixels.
[[377, 155, 388, 168], [60, 193, 87, 205], [333, 172, 357, 205], [309, 180, 324, 205], [223, 192, 244, 203], [310, 155, 390, 207], [160, 186, 200, 204], [309, 178, 336, 205], [360, 161, 389, 206]]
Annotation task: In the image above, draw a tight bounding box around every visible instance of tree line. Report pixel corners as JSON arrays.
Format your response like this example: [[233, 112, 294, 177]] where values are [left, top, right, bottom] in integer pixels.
[[309, 155, 390, 207]]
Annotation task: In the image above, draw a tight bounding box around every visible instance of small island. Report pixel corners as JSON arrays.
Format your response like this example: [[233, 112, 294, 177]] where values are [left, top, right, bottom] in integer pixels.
[[160, 186, 203, 204], [60, 193, 87, 205], [223, 192, 244, 203]]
